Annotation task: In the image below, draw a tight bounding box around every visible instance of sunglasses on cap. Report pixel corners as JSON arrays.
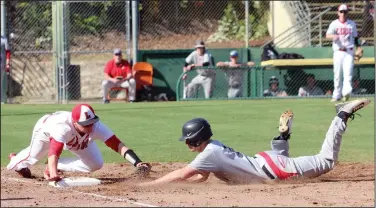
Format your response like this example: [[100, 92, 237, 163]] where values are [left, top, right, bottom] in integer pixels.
[[339, 10, 348, 13], [114, 53, 122, 56]]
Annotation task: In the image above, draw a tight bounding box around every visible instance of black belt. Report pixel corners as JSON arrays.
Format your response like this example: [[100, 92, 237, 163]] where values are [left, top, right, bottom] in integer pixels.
[[339, 47, 353, 52], [253, 156, 275, 180]]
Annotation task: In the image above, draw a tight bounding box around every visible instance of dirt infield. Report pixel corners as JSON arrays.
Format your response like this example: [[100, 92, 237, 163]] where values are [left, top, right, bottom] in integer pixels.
[[1, 162, 374, 207]]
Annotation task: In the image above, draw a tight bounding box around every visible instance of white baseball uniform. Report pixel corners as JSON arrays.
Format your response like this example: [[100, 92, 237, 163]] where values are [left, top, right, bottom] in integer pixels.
[[326, 19, 358, 100], [184, 51, 215, 99], [189, 116, 347, 183], [7, 111, 114, 173], [1, 36, 10, 103]]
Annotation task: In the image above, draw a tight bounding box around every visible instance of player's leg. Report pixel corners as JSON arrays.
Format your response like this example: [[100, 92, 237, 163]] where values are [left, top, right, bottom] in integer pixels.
[[120, 78, 136, 102], [7, 115, 51, 177], [102, 80, 116, 103], [332, 51, 344, 101], [227, 86, 242, 98], [57, 141, 104, 173], [257, 99, 370, 180], [202, 75, 215, 99], [341, 52, 354, 101], [186, 75, 201, 98], [294, 99, 369, 178]]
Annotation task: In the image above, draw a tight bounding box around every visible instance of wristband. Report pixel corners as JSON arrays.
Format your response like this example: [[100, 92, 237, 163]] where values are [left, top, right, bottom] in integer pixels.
[[123, 149, 142, 167]]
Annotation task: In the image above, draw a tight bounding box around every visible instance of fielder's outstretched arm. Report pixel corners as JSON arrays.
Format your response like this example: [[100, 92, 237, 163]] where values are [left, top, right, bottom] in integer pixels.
[[138, 165, 205, 187], [104, 135, 149, 168]]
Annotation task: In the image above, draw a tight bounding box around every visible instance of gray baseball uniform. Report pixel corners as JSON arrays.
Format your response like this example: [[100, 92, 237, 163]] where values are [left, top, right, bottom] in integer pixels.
[[1, 36, 10, 103], [189, 116, 346, 183], [184, 51, 215, 99], [298, 86, 324, 96], [221, 61, 246, 98]]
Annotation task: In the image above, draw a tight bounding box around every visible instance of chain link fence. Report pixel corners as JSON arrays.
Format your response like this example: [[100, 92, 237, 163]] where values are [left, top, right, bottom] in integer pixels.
[[138, 0, 271, 50], [6, 1, 55, 103], [4, 1, 374, 103], [176, 65, 374, 101]]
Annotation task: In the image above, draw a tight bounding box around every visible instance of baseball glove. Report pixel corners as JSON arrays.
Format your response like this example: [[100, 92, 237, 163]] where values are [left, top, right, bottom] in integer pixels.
[[132, 162, 152, 179], [354, 47, 363, 61]]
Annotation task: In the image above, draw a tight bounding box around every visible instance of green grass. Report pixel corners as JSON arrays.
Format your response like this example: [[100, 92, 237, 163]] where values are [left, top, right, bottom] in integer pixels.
[[1, 98, 374, 166]]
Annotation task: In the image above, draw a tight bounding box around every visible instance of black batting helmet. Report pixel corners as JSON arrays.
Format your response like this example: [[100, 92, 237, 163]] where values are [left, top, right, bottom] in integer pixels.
[[179, 118, 213, 147]]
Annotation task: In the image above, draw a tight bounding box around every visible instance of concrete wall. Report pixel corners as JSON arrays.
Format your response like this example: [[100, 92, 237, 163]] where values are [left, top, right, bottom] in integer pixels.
[[267, 1, 307, 48]]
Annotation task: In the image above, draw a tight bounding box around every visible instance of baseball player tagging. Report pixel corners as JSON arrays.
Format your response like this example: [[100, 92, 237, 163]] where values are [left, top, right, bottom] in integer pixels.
[[326, 4, 362, 102], [7, 104, 151, 181], [138, 98, 370, 186]]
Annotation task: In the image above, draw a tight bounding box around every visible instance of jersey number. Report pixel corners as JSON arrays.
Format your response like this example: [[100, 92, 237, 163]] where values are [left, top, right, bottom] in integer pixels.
[[222, 145, 243, 159]]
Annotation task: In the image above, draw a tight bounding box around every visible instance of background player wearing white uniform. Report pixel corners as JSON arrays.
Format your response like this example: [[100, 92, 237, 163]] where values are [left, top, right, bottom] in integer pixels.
[[182, 40, 215, 99], [1, 35, 11, 103], [326, 4, 362, 102], [138, 99, 370, 186], [7, 104, 151, 181], [216, 50, 255, 98]]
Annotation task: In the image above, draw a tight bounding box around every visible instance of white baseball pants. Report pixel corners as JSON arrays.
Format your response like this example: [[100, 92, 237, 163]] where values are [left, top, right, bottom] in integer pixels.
[[332, 50, 354, 100], [102, 78, 136, 101], [184, 75, 215, 99], [255, 116, 346, 180], [7, 115, 104, 173]]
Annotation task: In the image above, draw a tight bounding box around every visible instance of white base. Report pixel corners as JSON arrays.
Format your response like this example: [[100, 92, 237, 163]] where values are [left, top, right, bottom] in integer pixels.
[[49, 177, 101, 188]]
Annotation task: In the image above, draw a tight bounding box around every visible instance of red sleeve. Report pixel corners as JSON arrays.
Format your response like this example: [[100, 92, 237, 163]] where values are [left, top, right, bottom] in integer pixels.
[[48, 137, 64, 157], [104, 135, 122, 152], [6, 50, 10, 60], [104, 60, 112, 76], [124, 61, 132, 75]]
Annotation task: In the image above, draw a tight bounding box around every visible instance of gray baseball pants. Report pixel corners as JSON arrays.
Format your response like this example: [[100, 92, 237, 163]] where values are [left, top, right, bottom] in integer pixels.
[[102, 78, 136, 101], [184, 74, 215, 99], [255, 116, 346, 180]]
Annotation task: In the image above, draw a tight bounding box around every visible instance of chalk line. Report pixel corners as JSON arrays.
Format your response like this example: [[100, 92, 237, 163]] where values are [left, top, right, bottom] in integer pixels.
[[5, 177, 158, 207]]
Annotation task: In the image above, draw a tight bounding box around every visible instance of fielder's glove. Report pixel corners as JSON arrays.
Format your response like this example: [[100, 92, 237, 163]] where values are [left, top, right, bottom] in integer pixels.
[[354, 47, 363, 61], [133, 162, 152, 178]]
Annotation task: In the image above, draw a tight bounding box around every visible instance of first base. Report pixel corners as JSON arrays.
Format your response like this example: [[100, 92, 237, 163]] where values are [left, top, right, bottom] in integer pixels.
[[49, 177, 101, 188]]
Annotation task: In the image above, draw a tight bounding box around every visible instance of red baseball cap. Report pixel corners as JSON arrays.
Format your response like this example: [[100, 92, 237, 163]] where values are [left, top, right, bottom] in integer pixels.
[[71, 104, 99, 126]]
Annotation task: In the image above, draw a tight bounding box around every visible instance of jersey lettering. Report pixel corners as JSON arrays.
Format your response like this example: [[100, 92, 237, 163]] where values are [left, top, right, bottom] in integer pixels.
[[336, 28, 352, 35], [222, 145, 244, 159]]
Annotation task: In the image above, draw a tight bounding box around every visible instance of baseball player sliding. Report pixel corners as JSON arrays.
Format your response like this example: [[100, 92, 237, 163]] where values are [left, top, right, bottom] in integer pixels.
[[326, 4, 363, 102], [7, 104, 151, 181], [138, 98, 370, 186]]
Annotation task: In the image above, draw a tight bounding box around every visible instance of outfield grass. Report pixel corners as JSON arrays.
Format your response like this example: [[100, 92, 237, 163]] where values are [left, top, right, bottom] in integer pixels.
[[1, 98, 374, 166]]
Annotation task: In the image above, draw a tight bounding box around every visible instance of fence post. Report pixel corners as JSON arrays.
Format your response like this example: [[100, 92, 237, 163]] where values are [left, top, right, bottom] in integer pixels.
[[244, 1, 249, 48], [126, 0, 131, 61], [1, 0, 7, 103], [132, 0, 139, 63]]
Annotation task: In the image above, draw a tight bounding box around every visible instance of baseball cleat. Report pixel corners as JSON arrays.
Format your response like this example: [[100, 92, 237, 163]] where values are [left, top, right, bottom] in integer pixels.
[[9, 153, 32, 178], [335, 98, 371, 115], [342, 94, 350, 102], [331, 98, 340, 102], [279, 109, 294, 137]]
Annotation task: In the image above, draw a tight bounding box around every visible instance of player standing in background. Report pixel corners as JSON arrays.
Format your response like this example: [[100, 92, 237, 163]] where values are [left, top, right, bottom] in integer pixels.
[[138, 98, 370, 186], [182, 40, 215, 99], [326, 4, 363, 102], [7, 104, 151, 181], [216, 50, 255, 98], [1, 35, 11, 104]]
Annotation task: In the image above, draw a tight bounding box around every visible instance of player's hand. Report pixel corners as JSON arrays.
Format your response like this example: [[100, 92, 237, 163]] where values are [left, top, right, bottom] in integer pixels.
[[182, 74, 188, 80]]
